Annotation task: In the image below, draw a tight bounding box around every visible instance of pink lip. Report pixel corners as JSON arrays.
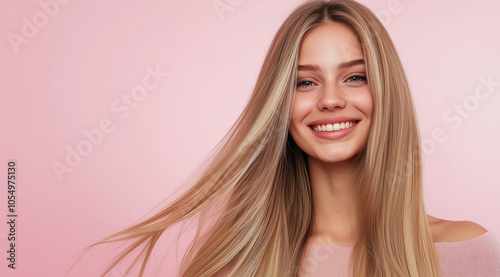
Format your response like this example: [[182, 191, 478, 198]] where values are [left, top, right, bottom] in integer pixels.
[[308, 117, 360, 140]]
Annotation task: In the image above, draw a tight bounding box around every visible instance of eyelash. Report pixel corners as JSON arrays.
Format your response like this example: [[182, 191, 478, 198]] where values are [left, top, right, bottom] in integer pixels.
[[297, 80, 315, 88], [346, 74, 367, 83], [296, 74, 367, 88]]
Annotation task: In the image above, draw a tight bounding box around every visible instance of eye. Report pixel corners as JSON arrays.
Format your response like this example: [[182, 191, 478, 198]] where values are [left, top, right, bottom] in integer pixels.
[[346, 74, 367, 83], [297, 80, 316, 88]]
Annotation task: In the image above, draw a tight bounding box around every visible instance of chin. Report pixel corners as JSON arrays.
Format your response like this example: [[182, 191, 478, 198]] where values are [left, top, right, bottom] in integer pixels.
[[312, 152, 359, 164]]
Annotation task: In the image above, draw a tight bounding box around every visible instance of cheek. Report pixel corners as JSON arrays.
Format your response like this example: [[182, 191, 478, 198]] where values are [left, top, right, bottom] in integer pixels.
[[291, 94, 315, 123], [353, 90, 374, 117], [290, 95, 313, 141]]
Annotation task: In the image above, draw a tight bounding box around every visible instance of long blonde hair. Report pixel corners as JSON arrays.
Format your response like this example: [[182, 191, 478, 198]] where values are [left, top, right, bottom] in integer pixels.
[[90, 0, 440, 276]]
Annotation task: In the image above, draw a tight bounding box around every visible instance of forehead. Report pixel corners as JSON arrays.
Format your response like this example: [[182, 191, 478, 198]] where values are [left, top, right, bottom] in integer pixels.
[[298, 21, 363, 63]]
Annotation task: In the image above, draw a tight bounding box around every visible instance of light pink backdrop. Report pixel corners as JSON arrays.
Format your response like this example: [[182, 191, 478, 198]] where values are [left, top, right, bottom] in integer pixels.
[[1, 0, 499, 276]]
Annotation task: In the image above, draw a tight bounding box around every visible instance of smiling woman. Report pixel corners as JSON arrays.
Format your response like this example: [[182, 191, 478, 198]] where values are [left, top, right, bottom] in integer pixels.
[[86, 0, 500, 276], [290, 22, 373, 164]]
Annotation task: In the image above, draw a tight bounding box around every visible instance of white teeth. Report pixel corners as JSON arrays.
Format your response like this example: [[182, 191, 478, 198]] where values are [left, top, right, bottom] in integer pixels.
[[312, 121, 357, 132]]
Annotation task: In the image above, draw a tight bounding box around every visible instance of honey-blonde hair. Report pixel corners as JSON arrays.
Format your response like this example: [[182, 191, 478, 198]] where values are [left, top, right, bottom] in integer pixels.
[[86, 1, 440, 276]]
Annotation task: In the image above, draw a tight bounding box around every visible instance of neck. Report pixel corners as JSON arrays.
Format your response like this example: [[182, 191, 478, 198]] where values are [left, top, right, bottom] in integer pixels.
[[307, 155, 359, 247]]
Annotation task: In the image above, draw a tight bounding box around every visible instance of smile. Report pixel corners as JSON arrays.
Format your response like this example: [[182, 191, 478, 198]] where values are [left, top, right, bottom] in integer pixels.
[[311, 121, 358, 132], [308, 119, 360, 140]]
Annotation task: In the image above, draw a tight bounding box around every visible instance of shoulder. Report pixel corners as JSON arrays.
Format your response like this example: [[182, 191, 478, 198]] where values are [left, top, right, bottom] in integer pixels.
[[427, 215, 488, 243], [428, 215, 500, 275]]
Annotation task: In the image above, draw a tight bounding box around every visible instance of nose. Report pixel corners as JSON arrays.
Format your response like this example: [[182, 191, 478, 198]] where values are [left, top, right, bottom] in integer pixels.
[[317, 83, 346, 111]]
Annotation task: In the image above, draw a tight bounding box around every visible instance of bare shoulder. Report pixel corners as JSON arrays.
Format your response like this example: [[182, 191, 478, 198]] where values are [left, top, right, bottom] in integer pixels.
[[427, 215, 488, 243]]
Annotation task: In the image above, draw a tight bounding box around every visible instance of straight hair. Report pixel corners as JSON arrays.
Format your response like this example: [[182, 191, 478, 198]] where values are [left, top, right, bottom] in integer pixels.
[[89, 1, 440, 276]]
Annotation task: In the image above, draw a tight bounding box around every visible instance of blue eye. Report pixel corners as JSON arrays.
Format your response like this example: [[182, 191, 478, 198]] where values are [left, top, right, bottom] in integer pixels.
[[297, 80, 315, 87], [346, 75, 367, 82]]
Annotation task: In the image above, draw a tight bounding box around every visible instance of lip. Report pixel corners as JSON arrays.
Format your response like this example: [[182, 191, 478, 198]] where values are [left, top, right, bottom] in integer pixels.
[[308, 116, 360, 140], [308, 116, 360, 126]]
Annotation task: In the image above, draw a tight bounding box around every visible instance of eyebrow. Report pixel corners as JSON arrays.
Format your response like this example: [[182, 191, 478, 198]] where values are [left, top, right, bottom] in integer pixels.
[[297, 59, 365, 72]]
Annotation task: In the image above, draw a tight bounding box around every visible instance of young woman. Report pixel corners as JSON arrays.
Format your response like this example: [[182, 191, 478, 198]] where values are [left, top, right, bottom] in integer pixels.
[[91, 0, 500, 276]]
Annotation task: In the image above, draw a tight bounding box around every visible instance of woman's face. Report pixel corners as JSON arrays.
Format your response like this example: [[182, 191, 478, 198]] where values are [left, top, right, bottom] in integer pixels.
[[289, 21, 373, 163]]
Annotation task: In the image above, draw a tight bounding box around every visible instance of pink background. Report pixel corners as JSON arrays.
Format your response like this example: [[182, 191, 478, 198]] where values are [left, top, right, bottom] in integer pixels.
[[1, 0, 499, 276]]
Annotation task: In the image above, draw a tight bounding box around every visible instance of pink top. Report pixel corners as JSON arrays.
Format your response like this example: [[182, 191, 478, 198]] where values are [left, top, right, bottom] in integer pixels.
[[299, 231, 500, 277]]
